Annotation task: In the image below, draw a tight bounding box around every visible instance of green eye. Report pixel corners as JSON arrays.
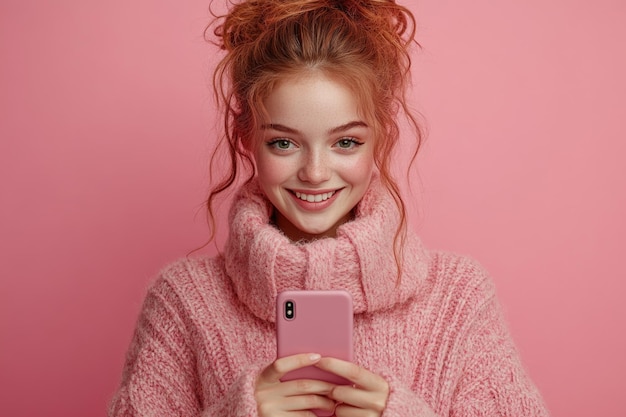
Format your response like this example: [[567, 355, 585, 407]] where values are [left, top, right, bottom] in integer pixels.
[[337, 138, 361, 149], [268, 139, 293, 150]]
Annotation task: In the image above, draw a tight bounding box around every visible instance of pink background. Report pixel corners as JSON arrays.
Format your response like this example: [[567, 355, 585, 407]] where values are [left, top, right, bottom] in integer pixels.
[[1, 0, 624, 416]]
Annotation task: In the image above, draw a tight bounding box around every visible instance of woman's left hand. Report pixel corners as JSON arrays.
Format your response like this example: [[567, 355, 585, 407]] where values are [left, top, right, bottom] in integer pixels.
[[314, 357, 389, 417]]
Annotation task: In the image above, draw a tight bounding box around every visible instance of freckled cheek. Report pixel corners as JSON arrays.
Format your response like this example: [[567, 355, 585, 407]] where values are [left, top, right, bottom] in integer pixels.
[[339, 154, 375, 185], [255, 155, 294, 185]]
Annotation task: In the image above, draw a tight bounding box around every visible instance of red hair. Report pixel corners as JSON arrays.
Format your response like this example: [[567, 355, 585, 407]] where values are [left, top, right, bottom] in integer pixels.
[[205, 0, 422, 274]]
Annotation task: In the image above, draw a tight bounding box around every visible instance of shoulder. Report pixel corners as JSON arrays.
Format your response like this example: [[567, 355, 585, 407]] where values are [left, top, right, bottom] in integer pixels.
[[148, 255, 224, 292], [416, 250, 499, 320], [156, 255, 223, 283], [142, 255, 233, 319], [428, 251, 489, 282]]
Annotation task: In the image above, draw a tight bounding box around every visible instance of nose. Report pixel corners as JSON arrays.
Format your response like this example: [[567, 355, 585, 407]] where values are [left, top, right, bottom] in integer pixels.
[[298, 149, 331, 184]]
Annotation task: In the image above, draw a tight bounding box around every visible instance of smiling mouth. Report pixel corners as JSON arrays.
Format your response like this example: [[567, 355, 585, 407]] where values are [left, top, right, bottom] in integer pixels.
[[294, 190, 336, 203]]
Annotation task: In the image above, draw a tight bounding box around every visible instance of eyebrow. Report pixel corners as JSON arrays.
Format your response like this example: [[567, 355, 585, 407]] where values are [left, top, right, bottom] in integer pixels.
[[260, 121, 369, 135]]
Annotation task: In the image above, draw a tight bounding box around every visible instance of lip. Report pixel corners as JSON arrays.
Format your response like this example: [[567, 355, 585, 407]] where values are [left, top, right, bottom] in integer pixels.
[[288, 188, 342, 211]]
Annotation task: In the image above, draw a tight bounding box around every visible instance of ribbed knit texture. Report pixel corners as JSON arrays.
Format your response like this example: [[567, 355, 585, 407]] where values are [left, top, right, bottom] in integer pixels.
[[109, 179, 549, 416]]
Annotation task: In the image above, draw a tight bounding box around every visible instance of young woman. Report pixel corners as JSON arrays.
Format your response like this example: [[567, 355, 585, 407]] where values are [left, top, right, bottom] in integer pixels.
[[109, 1, 549, 416]]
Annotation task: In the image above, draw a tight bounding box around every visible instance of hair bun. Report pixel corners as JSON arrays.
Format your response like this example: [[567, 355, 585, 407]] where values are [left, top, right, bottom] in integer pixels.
[[332, 0, 413, 41], [210, 0, 415, 51]]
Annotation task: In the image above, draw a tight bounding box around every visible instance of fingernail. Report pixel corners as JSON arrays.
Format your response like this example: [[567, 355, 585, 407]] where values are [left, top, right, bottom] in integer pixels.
[[309, 353, 321, 361]]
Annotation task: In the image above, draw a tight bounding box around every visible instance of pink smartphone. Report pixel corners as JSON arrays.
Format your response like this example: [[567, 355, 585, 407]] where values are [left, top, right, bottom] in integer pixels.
[[276, 290, 354, 416], [276, 289, 354, 384]]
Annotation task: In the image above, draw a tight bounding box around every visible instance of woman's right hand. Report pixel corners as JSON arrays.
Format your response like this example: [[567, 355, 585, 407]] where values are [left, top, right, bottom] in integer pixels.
[[255, 353, 337, 417]]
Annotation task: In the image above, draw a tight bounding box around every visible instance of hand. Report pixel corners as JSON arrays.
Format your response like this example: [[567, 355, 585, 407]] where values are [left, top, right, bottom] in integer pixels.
[[255, 353, 337, 417], [314, 358, 389, 417]]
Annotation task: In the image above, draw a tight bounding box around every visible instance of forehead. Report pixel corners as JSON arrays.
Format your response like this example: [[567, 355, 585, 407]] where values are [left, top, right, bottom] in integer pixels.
[[261, 72, 366, 128]]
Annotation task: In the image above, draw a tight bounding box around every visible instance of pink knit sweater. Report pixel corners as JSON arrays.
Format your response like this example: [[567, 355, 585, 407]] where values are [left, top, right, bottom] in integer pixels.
[[109, 179, 549, 416]]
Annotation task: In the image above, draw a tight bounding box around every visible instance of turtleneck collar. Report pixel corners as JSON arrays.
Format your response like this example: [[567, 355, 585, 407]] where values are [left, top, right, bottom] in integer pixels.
[[223, 177, 430, 322]]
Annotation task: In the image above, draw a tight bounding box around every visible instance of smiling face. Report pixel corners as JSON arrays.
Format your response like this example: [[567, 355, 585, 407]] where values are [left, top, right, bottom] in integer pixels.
[[253, 72, 375, 241]]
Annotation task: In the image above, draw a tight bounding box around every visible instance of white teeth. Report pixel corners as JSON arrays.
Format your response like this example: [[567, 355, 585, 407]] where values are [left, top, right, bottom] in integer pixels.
[[294, 191, 335, 202]]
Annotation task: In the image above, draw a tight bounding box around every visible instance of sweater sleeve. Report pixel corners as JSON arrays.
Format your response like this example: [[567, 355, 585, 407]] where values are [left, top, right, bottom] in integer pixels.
[[379, 370, 439, 417], [200, 361, 265, 417], [380, 309, 549, 417], [449, 289, 549, 417], [382, 257, 549, 417], [108, 275, 261, 417]]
